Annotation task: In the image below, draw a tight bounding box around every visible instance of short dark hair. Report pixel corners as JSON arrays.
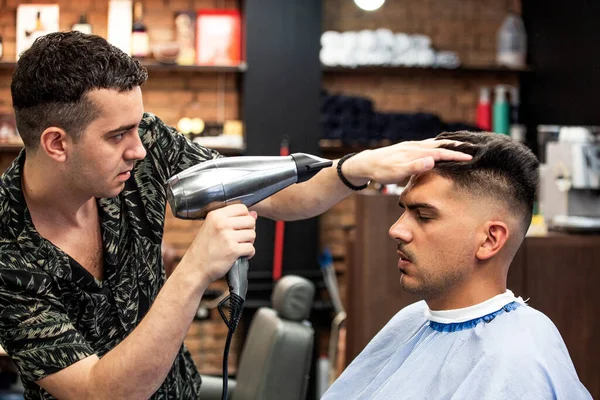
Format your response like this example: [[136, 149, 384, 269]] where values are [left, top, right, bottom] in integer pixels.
[[11, 31, 148, 150], [434, 131, 539, 235]]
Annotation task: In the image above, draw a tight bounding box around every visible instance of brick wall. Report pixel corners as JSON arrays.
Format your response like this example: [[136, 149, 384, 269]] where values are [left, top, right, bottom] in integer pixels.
[[0, 0, 241, 127], [0, 0, 242, 374], [323, 71, 518, 126], [322, 0, 521, 124], [323, 0, 521, 66], [0, 68, 14, 118]]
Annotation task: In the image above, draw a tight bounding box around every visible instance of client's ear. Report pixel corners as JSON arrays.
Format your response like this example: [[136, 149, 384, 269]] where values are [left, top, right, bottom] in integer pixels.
[[476, 221, 509, 261]]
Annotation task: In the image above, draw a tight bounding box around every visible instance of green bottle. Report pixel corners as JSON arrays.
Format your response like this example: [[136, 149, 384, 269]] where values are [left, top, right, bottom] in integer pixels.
[[493, 85, 510, 135]]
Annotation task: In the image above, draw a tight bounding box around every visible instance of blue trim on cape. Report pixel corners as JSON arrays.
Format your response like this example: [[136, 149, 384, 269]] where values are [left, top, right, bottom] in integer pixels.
[[429, 301, 521, 332]]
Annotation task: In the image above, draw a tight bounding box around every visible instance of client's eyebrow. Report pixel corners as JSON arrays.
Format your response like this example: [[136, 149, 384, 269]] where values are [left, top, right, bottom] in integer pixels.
[[398, 199, 439, 212]]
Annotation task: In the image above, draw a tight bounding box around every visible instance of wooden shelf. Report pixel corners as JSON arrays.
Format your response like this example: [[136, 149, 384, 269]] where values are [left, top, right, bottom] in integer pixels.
[[0, 142, 243, 157], [0, 142, 23, 151], [141, 62, 247, 73], [322, 64, 533, 75], [0, 61, 15, 71], [0, 61, 247, 73]]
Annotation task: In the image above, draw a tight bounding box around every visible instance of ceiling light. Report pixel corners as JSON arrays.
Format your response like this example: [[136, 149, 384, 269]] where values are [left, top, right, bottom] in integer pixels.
[[354, 0, 385, 11]]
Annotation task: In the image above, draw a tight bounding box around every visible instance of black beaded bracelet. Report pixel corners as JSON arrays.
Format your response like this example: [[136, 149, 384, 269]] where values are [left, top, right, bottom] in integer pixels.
[[337, 153, 369, 191]]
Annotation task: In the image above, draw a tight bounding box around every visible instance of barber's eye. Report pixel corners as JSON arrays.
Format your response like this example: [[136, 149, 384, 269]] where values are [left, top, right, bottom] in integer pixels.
[[114, 134, 124, 141]]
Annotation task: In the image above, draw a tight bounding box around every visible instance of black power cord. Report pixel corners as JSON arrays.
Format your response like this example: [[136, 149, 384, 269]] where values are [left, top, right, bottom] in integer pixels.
[[217, 292, 245, 400]]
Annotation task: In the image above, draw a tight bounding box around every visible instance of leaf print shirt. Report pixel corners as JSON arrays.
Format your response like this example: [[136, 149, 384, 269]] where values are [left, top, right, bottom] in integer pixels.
[[0, 113, 222, 400]]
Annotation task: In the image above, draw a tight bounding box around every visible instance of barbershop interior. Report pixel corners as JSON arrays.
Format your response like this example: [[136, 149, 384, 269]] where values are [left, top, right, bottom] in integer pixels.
[[0, 0, 598, 399]]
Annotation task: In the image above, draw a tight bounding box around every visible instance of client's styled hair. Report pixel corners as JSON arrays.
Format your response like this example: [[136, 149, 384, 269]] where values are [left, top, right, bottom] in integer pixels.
[[434, 131, 539, 236]]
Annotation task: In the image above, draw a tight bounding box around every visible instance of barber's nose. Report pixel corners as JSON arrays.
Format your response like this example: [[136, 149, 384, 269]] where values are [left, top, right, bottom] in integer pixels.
[[124, 133, 147, 161], [389, 215, 413, 244]]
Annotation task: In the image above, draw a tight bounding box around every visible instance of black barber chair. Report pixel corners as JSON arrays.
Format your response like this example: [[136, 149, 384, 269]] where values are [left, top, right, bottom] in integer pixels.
[[200, 275, 316, 400]]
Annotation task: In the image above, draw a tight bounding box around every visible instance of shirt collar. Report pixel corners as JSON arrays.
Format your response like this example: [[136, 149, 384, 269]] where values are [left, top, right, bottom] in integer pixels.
[[424, 290, 525, 324]]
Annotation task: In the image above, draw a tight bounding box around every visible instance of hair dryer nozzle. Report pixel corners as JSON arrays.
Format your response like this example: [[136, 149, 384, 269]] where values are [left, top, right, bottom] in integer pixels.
[[165, 175, 188, 218], [291, 153, 333, 183]]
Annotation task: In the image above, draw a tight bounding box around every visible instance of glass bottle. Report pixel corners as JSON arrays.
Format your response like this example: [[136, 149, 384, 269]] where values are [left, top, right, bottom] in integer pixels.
[[131, 2, 150, 59], [497, 13, 527, 68], [25, 11, 46, 42], [72, 13, 92, 34]]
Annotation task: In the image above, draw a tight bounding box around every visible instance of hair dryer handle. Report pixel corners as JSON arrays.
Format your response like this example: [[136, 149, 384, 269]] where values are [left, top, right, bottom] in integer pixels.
[[227, 257, 249, 301]]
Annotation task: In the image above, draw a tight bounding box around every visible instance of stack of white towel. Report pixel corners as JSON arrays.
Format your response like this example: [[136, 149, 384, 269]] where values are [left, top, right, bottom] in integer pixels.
[[320, 28, 460, 68]]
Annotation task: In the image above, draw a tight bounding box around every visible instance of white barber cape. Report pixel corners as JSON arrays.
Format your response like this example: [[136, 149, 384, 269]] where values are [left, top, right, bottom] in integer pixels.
[[322, 290, 592, 400]]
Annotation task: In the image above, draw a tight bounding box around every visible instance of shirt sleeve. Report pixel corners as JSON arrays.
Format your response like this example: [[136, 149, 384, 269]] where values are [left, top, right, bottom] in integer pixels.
[[138, 112, 224, 184], [0, 256, 95, 382]]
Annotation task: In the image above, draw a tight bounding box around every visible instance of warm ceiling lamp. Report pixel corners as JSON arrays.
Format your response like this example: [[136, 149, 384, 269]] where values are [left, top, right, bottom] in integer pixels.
[[354, 0, 385, 11]]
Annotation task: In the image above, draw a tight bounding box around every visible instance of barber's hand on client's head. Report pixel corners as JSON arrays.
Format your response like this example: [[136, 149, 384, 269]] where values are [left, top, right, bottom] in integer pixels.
[[340, 139, 473, 186]]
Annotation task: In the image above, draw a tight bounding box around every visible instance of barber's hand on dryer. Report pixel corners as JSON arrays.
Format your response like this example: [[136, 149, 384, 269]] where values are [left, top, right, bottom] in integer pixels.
[[340, 139, 473, 186], [179, 204, 258, 285]]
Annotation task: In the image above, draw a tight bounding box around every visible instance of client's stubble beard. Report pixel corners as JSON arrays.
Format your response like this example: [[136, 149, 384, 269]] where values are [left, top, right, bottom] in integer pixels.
[[396, 243, 461, 301]]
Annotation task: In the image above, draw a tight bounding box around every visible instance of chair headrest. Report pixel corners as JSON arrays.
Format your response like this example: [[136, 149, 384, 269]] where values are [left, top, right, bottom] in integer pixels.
[[271, 275, 315, 321]]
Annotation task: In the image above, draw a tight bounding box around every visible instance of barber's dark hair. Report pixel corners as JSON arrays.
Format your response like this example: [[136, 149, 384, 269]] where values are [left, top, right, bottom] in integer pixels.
[[11, 31, 148, 150], [434, 131, 539, 235]]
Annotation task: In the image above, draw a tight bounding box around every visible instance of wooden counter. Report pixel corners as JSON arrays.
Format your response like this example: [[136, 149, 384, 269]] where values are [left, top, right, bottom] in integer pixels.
[[346, 192, 600, 398]]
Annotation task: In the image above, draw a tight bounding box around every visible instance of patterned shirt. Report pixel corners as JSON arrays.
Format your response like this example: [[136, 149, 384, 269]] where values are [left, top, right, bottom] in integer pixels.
[[0, 113, 221, 399]]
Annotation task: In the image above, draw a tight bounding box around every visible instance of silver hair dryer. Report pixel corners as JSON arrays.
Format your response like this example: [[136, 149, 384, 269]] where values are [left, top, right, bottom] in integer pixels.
[[165, 153, 332, 304], [165, 153, 331, 400]]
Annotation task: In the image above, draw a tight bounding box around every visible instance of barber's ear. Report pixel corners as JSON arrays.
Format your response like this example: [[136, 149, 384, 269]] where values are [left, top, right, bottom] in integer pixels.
[[476, 221, 509, 261], [40, 127, 69, 162]]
